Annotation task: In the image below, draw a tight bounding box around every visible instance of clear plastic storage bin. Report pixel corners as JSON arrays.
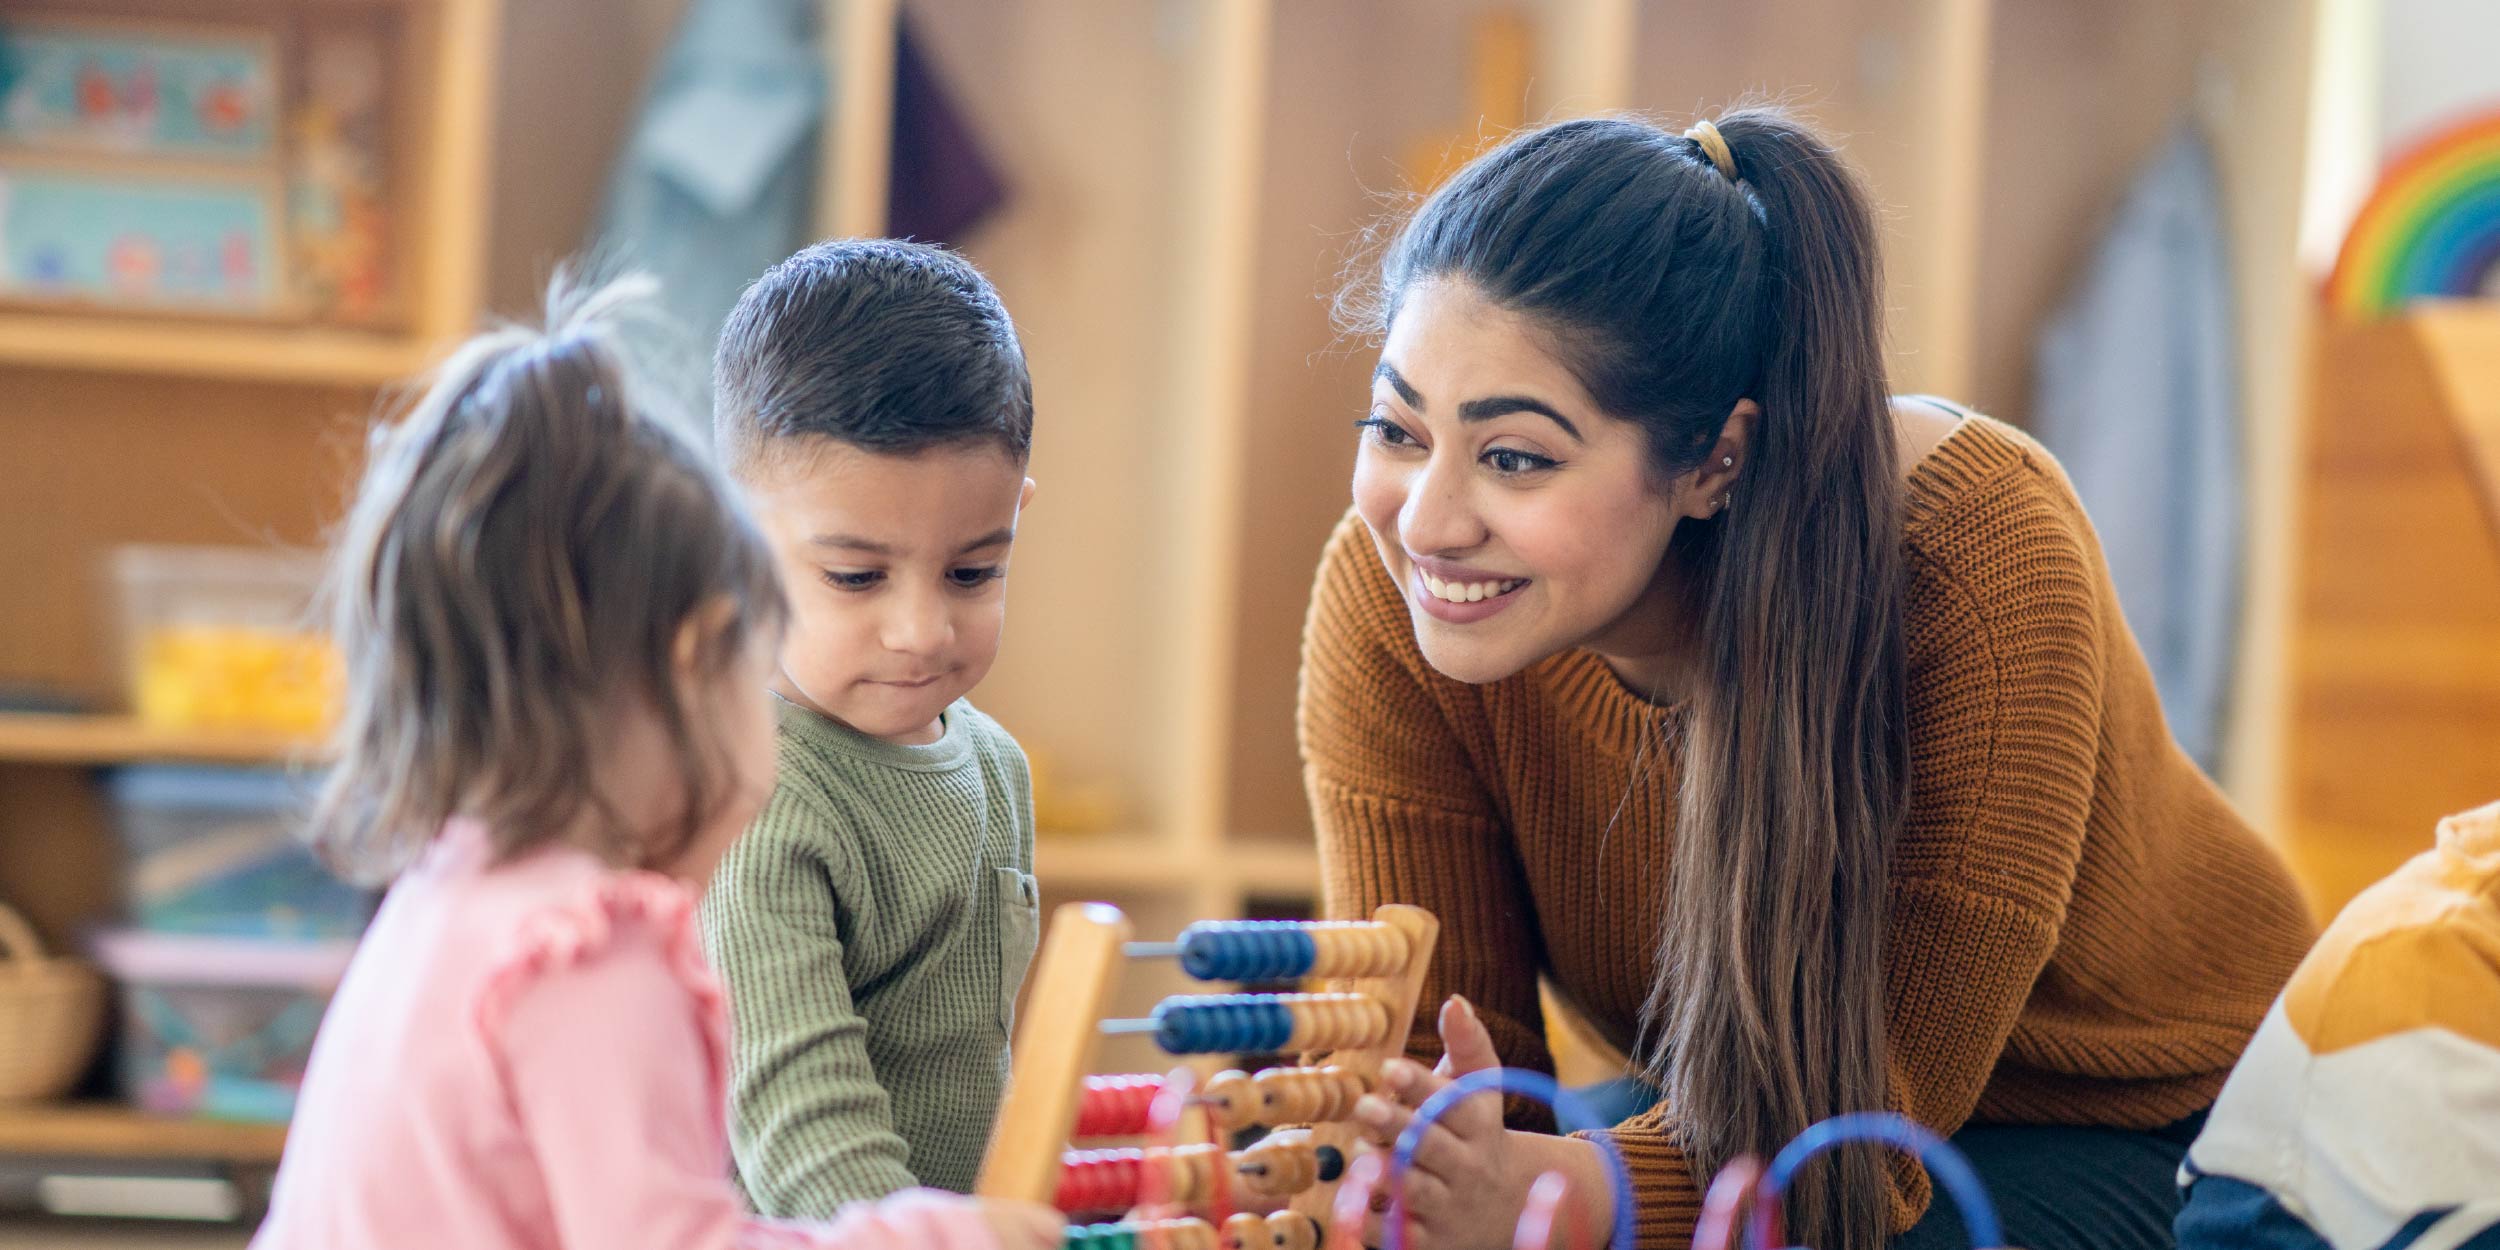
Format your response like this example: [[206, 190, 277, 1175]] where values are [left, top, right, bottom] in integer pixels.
[[90, 930, 355, 1124], [111, 544, 339, 735], [108, 765, 371, 941]]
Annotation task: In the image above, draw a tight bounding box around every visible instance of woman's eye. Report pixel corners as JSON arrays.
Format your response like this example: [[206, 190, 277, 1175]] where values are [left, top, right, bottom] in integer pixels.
[[948, 566, 1005, 588], [1355, 416, 1417, 447], [1484, 447, 1558, 475], [823, 570, 883, 591]]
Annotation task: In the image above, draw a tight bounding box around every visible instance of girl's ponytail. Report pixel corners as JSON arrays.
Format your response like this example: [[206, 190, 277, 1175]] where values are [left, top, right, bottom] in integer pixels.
[[316, 274, 785, 884]]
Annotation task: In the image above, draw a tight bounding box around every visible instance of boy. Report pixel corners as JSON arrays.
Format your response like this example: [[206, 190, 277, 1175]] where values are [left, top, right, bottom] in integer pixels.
[[703, 239, 1042, 1215], [2175, 801, 2500, 1250]]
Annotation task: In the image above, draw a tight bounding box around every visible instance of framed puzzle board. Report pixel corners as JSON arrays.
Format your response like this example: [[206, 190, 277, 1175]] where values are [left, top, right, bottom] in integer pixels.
[[0, 10, 399, 326]]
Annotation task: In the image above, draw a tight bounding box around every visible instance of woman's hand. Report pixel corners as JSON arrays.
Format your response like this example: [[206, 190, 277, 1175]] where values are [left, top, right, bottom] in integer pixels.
[[1350, 997, 1615, 1250]]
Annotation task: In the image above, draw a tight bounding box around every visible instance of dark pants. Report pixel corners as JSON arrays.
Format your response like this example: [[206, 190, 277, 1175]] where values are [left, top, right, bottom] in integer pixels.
[[1893, 1114, 2207, 1250], [1570, 1080, 2203, 1250]]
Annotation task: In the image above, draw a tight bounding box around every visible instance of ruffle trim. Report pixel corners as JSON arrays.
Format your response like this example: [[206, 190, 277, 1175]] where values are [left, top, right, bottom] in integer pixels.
[[473, 870, 729, 1095]]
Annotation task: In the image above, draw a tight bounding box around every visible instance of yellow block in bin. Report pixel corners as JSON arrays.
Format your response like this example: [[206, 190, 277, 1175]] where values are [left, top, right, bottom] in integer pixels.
[[134, 625, 342, 736]]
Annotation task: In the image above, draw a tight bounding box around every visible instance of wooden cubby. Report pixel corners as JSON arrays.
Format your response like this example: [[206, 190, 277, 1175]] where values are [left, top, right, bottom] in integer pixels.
[[0, 0, 500, 1169], [2282, 305, 2500, 917]]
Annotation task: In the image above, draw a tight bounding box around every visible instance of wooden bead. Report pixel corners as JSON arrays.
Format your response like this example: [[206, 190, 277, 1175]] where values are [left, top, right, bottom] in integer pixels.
[[1233, 1135, 1318, 1196], [1265, 1212, 1323, 1250], [1201, 1069, 1261, 1133], [1134, 1218, 1219, 1250], [1305, 922, 1410, 978], [1249, 1065, 1367, 1125], [1221, 1212, 1269, 1250], [1283, 993, 1388, 1051]]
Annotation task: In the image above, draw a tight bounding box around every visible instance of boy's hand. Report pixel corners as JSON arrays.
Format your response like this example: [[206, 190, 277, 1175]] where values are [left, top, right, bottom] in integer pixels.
[[976, 1197, 1065, 1250]]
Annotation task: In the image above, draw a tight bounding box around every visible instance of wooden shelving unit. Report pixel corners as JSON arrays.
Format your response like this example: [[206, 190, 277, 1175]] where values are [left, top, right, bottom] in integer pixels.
[[0, 318, 439, 388], [2282, 304, 2500, 916], [0, 715, 316, 769], [0, 0, 500, 1184], [0, 1105, 284, 1166]]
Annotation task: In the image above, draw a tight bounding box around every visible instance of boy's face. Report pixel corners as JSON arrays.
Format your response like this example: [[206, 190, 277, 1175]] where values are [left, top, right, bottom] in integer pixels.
[[747, 439, 1035, 745]]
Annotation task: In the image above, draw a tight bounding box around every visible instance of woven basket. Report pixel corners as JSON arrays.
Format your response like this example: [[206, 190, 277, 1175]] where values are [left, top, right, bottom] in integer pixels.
[[0, 902, 105, 1103]]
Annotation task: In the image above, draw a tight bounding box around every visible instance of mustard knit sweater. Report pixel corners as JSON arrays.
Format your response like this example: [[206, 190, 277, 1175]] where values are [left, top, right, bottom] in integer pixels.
[[1297, 416, 2316, 1246]]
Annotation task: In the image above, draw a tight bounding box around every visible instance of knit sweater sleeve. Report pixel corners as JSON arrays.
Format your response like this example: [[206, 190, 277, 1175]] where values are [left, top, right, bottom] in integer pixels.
[[1297, 517, 1555, 1087], [701, 785, 920, 1215], [1860, 449, 2110, 1234]]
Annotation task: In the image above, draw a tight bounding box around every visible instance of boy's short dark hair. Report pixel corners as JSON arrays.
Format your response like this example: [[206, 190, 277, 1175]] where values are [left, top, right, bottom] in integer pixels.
[[714, 239, 1032, 471]]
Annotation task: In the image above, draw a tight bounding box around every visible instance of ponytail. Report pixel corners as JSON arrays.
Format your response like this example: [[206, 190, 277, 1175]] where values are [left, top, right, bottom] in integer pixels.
[[1664, 110, 1907, 1250], [316, 273, 787, 884]]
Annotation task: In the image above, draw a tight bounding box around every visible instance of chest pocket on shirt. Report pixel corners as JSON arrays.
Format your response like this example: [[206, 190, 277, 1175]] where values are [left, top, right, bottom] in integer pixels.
[[995, 865, 1041, 1033]]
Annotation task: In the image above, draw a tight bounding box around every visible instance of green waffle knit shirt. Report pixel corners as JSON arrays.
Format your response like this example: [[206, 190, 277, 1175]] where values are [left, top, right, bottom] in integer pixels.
[[700, 695, 1041, 1215]]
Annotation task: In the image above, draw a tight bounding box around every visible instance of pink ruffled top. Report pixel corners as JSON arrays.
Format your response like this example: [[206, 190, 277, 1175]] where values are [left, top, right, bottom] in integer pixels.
[[252, 820, 1000, 1250]]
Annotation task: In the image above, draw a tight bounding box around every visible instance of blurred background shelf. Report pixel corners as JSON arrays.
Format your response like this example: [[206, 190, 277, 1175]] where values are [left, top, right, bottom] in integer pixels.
[[0, 318, 438, 389], [1036, 834, 1319, 897], [0, 717, 317, 769], [0, 1105, 282, 1166]]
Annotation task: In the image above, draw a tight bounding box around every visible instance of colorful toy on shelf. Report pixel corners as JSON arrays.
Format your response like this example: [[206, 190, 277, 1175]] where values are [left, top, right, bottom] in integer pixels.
[[0, 13, 396, 324], [133, 623, 339, 735], [0, 169, 281, 312], [288, 25, 390, 322], [0, 21, 278, 159], [2330, 107, 2500, 320], [114, 545, 339, 737], [978, 906, 1441, 1250]]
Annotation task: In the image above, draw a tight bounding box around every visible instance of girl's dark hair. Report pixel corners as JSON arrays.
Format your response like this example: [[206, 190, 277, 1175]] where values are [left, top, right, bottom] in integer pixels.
[[1348, 111, 1908, 1250], [315, 275, 787, 885]]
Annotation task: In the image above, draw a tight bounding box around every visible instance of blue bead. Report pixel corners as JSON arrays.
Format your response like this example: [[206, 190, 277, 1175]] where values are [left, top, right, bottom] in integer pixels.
[[1152, 994, 1296, 1054], [1178, 922, 1321, 981]]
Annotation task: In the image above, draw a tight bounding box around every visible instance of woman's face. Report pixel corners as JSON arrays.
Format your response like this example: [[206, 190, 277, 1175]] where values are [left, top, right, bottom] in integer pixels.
[[1352, 278, 1708, 686]]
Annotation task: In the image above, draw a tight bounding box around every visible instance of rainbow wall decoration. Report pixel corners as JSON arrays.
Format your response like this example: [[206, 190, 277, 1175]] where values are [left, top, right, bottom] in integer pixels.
[[2330, 108, 2500, 319]]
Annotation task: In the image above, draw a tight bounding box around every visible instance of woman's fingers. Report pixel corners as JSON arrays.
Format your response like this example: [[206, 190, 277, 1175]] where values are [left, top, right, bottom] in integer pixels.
[[1437, 995, 1502, 1076], [1381, 1056, 1503, 1144], [1354, 1090, 1412, 1149]]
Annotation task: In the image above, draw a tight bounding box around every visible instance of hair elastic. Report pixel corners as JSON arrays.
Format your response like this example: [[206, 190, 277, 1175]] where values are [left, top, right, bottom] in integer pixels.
[[1684, 120, 1737, 180]]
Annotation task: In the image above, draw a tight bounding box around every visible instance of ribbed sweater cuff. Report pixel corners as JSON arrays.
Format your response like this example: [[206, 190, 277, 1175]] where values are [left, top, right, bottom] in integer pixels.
[[1572, 1125, 1702, 1249]]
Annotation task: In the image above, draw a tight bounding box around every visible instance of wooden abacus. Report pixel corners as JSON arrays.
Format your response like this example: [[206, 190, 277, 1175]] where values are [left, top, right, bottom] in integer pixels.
[[977, 903, 1440, 1250]]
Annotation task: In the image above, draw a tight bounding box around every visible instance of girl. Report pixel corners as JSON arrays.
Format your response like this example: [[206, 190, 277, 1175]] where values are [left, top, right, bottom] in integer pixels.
[[1300, 112, 2317, 1250], [251, 280, 1060, 1250]]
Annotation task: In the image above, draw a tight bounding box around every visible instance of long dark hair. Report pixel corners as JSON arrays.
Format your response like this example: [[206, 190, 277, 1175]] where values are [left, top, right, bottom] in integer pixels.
[[315, 275, 787, 884], [1347, 111, 1909, 1250]]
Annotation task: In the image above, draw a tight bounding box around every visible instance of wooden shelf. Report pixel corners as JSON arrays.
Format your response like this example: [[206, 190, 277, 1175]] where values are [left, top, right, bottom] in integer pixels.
[[0, 715, 319, 768], [0, 1104, 284, 1165], [1036, 834, 1318, 897], [0, 314, 439, 387]]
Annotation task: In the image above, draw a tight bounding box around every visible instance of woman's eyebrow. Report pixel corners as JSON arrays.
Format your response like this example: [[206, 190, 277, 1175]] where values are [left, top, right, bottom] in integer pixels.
[[1372, 361, 1425, 409], [1458, 395, 1583, 442]]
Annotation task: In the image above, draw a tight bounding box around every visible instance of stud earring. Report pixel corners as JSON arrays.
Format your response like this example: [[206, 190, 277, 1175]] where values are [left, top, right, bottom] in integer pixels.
[[1722, 456, 1734, 467]]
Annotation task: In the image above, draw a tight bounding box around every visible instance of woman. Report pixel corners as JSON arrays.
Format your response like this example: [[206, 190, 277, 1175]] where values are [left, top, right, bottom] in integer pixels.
[[1301, 110, 2315, 1250]]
